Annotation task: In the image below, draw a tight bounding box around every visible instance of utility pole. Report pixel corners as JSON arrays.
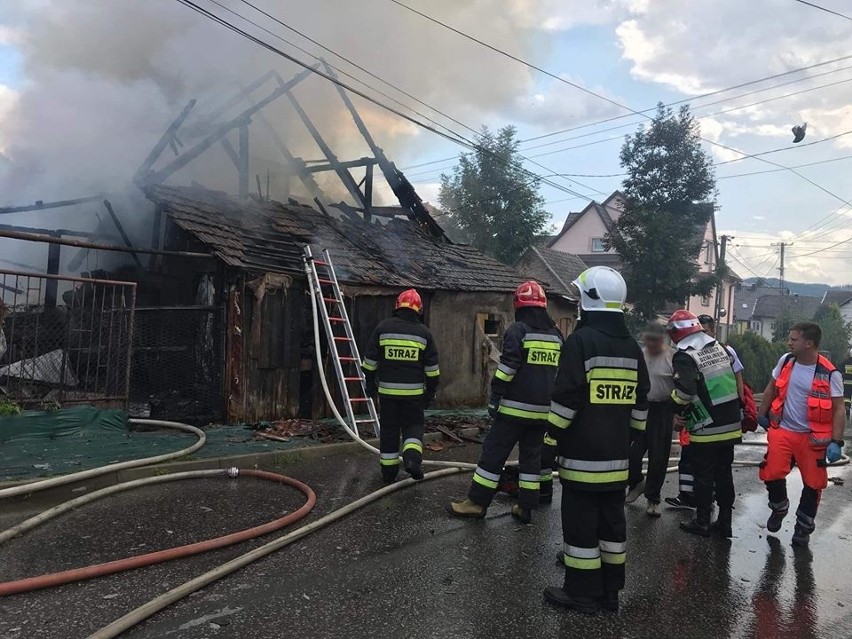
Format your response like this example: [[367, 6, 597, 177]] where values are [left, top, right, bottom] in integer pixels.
[[715, 235, 732, 330], [771, 242, 787, 294]]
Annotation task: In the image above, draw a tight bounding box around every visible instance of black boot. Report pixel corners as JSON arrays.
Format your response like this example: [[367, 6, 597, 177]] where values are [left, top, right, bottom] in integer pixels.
[[404, 458, 424, 480], [766, 499, 789, 533], [680, 507, 712, 537], [543, 587, 599, 615], [600, 591, 619, 613], [711, 507, 733, 538]]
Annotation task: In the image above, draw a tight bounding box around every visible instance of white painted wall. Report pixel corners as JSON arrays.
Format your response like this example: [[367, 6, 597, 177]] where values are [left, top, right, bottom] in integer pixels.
[[550, 206, 618, 255]]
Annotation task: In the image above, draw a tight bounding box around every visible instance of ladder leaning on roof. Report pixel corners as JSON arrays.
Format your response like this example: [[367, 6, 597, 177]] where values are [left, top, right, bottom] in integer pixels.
[[303, 245, 380, 439]]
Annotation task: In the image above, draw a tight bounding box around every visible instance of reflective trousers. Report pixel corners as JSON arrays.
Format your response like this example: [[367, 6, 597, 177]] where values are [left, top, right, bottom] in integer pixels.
[[690, 444, 735, 523], [378, 397, 424, 481], [468, 416, 545, 510], [627, 401, 674, 503], [561, 487, 626, 598], [759, 427, 827, 534]]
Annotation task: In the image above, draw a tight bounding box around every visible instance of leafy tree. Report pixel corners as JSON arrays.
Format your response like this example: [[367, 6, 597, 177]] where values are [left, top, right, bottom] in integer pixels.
[[608, 104, 726, 321], [772, 309, 797, 343], [813, 304, 852, 366], [439, 126, 549, 264], [729, 332, 788, 391]]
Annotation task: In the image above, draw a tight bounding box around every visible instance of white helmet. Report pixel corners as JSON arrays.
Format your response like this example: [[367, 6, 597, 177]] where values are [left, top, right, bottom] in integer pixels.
[[573, 266, 627, 313]]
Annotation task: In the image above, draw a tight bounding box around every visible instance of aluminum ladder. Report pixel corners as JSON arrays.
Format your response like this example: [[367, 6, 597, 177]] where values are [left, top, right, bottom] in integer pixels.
[[303, 245, 380, 438]]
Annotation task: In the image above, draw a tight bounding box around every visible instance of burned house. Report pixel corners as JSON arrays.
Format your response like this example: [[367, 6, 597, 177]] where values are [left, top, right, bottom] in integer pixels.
[[143, 185, 577, 423]]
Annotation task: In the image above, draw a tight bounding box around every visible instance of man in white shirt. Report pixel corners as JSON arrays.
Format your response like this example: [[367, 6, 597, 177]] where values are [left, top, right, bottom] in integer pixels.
[[758, 322, 846, 546], [626, 323, 675, 516]]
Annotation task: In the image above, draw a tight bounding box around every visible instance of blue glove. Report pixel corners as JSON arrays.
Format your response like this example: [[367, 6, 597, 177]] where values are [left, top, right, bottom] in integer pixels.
[[757, 414, 770, 431], [827, 441, 843, 464]]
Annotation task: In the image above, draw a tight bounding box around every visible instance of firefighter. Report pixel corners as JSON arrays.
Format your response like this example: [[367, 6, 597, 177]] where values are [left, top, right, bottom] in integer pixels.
[[448, 281, 562, 524], [667, 309, 742, 539], [362, 289, 439, 483], [544, 266, 650, 615], [757, 322, 846, 546]]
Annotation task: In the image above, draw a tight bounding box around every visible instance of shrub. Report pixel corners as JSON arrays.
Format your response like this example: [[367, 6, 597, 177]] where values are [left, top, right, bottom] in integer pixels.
[[728, 332, 787, 391], [0, 399, 22, 417]]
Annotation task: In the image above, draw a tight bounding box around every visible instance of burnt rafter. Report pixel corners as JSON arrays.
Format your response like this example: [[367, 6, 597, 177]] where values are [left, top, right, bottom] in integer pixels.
[[135, 62, 447, 240]]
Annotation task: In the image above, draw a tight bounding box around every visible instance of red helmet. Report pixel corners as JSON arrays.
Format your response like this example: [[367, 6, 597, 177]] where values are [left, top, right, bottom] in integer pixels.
[[395, 288, 423, 314], [666, 310, 703, 343], [514, 281, 547, 309]]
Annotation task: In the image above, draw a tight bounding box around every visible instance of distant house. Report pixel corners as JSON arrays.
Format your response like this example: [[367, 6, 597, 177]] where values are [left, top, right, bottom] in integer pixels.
[[515, 246, 587, 335], [750, 295, 822, 341], [821, 289, 852, 326], [547, 190, 739, 337], [733, 283, 785, 335]]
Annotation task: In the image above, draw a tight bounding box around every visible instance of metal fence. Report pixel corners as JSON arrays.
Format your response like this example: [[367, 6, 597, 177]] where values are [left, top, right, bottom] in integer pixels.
[[130, 306, 225, 423], [0, 269, 136, 408]]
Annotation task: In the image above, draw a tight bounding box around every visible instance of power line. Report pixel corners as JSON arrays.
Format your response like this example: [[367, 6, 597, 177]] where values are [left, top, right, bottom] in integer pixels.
[[794, 0, 852, 22], [386, 0, 852, 211], [715, 129, 852, 166], [717, 153, 852, 179]]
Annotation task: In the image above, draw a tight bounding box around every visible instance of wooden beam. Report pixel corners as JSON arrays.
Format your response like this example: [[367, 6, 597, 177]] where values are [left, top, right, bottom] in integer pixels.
[[0, 227, 213, 258], [145, 66, 318, 186], [303, 157, 379, 173], [103, 200, 143, 269], [238, 123, 250, 199], [0, 195, 103, 216], [133, 99, 197, 183]]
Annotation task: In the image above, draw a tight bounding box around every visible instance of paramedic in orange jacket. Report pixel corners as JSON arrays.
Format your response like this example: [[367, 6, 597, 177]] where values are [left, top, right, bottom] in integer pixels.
[[757, 321, 846, 546]]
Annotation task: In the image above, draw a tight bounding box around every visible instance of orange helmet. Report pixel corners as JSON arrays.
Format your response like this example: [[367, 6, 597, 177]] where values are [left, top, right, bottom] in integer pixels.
[[514, 281, 547, 309], [395, 288, 423, 314], [666, 310, 703, 343]]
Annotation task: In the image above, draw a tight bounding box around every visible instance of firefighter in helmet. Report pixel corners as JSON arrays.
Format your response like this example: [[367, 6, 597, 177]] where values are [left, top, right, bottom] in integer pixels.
[[448, 281, 563, 524], [667, 309, 741, 538], [362, 289, 439, 482], [544, 266, 649, 615]]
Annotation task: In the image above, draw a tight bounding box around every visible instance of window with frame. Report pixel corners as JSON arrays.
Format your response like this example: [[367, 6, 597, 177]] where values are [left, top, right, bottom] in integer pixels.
[[701, 294, 711, 307], [591, 237, 606, 252]]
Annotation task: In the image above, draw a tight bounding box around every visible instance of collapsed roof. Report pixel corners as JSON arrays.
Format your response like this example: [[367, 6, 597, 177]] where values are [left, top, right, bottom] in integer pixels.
[[148, 185, 524, 292]]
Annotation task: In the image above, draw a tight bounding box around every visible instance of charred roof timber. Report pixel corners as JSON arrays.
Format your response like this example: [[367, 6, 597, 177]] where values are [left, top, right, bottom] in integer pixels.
[[133, 61, 446, 240]]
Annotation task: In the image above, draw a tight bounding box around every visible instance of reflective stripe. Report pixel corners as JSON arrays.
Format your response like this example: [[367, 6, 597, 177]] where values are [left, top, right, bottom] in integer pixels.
[[559, 468, 629, 484], [558, 457, 629, 472], [631, 409, 648, 421], [690, 428, 742, 444], [497, 363, 517, 376], [671, 388, 692, 405], [519, 480, 539, 490], [563, 544, 602, 570], [495, 369, 514, 382], [550, 401, 577, 420], [380, 452, 400, 467], [540, 471, 554, 481], [378, 381, 425, 396], [425, 367, 441, 378], [600, 540, 627, 553], [587, 367, 639, 382], [630, 418, 646, 431], [402, 438, 423, 453], [523, 340, 562, 350], [362, 358, 378, 371], [584, 356, 638, 371], [601, 551, 626, 565], [696, 421, 742, 436], [543, 434, 558, 446], [519, 473, 539, 482], [379, 333, 427, 347], [524, 333, 563, 344], [498, 399, 550, 420], [473, 466, 500, 489]]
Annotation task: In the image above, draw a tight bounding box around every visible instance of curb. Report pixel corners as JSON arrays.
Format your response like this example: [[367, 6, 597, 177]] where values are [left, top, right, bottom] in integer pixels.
[[0, 427, 483, 502]]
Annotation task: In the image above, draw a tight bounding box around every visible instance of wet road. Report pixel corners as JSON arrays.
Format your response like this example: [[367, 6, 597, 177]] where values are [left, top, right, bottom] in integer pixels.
[[2, 436, 852, 639]]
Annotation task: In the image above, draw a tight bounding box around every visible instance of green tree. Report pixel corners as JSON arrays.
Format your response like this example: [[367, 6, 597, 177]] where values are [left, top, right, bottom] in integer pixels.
[[813, 304, 852, 366], [439, 126, 549, 264], [608, 104, 726, 321], [729, 332, 788, 391], [772, 309, 797, 343]]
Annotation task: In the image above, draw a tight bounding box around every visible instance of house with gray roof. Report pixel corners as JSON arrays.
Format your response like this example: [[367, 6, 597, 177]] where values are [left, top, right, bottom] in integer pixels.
[[750, 294, 823, 341]]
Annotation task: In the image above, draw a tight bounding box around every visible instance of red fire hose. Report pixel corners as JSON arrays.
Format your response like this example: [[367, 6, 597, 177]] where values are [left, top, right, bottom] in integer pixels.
[[0, 469, 316, 597]]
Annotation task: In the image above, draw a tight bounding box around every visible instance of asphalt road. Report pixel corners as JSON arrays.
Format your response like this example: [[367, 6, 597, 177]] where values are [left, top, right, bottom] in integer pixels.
[[2, 436, 852, 639]]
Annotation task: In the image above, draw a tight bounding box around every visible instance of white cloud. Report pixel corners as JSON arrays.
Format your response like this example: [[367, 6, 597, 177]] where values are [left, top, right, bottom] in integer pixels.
[[0, 25, 23, 46], [0, 84, 19, 152]]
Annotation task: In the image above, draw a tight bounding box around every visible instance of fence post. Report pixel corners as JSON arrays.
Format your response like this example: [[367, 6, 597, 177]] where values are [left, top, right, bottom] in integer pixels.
[[124, 285, 137, 411]]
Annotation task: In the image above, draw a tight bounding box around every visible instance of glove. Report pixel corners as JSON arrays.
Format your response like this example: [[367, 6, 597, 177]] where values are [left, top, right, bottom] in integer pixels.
[[487, 404, 499, 419], [827, 441, 843, 464], [757, 414, 770, 431], [366, 381, 378, 400], [424, 391, 436, 410]]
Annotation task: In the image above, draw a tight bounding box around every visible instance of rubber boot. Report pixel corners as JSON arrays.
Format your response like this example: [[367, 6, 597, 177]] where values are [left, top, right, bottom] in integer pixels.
[[711, 506, 733, 538], [600, 591, 619, 613], [544, 586, 599, 615], [680, 506, 712, 537], [446, 498, 486, 519], [381, 468, 399, 484], [792, 524, 810, 547], [511, 504, 532, 525], [404, 458, 424, 481], [766, 499, 789, 533]]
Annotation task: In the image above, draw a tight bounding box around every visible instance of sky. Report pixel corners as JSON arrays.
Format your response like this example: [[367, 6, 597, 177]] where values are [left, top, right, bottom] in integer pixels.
[[0, 0, 850, 286]]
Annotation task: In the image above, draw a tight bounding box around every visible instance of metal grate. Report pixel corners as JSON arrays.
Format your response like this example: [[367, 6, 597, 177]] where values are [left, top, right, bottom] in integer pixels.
[[0, 269, 136, 408]]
